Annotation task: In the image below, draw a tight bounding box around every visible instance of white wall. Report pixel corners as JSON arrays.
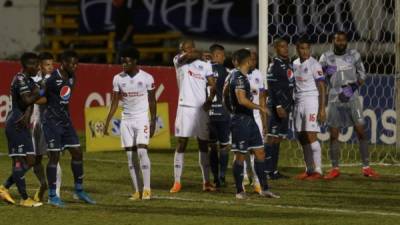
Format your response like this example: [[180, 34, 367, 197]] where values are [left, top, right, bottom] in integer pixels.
[[0, 0, 41, 59]]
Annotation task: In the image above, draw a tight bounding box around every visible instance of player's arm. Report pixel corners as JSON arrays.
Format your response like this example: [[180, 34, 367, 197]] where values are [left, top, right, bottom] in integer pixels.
[[176, 50, 202, 65], [316, 80, 326, 123], [148, 89, 157, 138], [267, 65, 288, 118], [14, 105, 33, 130], [104, 91, 120, 135], [259, 89, 268, 136], [203, 75, 216, 111], [354, 51, 366, 85], [235, 89, 266, 113]]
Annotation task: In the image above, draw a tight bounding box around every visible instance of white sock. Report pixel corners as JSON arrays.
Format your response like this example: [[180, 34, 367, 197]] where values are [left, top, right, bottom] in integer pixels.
[[126, 151, 139, 192], [199, 151, 210, 183], [243, 160, 248, 177], [137, 148, 151, 190], [250, 154, 259, 185], [174, 152, 184, 183], [311, 141, 322, 174], [56, 163, 62, 197], [302, 144, 314, 173]]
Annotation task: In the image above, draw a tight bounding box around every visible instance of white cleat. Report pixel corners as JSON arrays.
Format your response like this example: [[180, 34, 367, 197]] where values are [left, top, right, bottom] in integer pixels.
[[260, 191, 280, 199], [235, 192, 246, 200]]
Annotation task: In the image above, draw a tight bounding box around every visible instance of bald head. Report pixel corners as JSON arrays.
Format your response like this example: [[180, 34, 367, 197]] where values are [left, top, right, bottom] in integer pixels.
[[179, 39, 195, 53]]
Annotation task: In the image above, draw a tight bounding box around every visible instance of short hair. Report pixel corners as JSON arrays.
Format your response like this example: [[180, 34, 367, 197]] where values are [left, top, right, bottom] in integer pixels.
[[60, 50, 78, 62], [179, 38, 194, 51], [38, 52, 54, 61], [296, 36, 310, 46], [209, 44, 224, 53], [120, 47, 140, 60], [233, 48, 251, 65], [20, 52, 38, 68], [273, 38, 288, 47], [332, 31, 348, 41]]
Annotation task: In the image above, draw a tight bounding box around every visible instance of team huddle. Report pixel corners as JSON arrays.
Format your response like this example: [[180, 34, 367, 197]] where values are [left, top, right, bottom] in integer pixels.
[[0, 31, 379, 207]]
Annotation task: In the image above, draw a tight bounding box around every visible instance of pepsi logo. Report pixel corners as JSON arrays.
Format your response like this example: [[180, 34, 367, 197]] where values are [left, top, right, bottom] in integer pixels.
[[60, 86, 71, 101], [287, 69, 294, 79]]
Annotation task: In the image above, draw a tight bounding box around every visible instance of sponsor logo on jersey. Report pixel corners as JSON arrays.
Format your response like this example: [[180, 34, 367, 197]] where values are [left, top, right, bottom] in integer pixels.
[[188, 70, 205, 80], [287, 69, 294, 80], [60, 86, 71, 101]]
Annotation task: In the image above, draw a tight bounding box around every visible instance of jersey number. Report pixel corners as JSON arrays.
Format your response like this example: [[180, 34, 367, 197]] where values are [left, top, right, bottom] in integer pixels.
[[144, 125, 148, 134], [309, 114, 316, 122]]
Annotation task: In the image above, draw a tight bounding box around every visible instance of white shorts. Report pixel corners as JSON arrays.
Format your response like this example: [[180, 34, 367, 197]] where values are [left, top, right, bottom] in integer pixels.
[[175, 105, 209, 140], [254, 115, 264, 141], [294, 96, 320, 133], [120, 117, 150, 148]]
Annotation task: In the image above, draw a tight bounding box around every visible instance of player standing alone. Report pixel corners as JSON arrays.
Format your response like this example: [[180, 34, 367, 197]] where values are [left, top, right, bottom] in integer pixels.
[[292, 38, 326, 180], [320, 31, 379, 179], [105, 47, 156, 200], [170, 39, 217, 193], [226, 49, 279, 199], [42, 50, 95, 206]]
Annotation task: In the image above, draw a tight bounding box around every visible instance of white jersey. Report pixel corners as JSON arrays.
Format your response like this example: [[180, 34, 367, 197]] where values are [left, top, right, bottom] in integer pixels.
[[173, 54, 213, 107], [248, 69, 266, 118], [293, 57, 324, 100], [112, 70, 155, 120], [31, 73, 50, 123]]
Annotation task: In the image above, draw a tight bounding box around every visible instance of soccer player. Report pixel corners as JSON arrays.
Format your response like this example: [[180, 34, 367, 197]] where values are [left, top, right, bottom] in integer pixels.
[[208, 44, 230, 188], [243, 49, 267, 193], [265, 38, 294, 179], [31, 52, 63, 202], [226, 48, 279, 199], [292, 38, 326, 180], [170, 39, 216, 193], [0, 52, 44, 207], [104, 47, 156, 200], [42, 50, 95, 207], [319, 31, 379, 179]]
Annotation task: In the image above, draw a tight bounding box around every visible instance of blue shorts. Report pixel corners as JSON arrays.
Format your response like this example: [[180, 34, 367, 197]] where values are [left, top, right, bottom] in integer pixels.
[[268, 107, 289, 138], [209, 120, 231, 145], [231, 114, 263, 154], [5, 120, 35, 157], [42, 119, 80, 151]]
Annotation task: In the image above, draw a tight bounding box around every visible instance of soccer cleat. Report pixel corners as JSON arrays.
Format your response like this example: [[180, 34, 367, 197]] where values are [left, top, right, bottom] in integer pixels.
[[235, 192, 246, 200], [260, 191, 280, 199], [48, 195, 65, 207], [295, 172, 310, 180], [0, 185, 15, 204], [203, 182, 216, 192], [170, 182, 182, 193], [253, 183, 262, 194], [20, 198, 43, 207], [270, 171, 290, 180], [305, 172, 323, 181], [362, 167, 379, 178], [142, 189, 151, 200], [33, 185, 47, 202], [73, 191, 96, 204], [324, 168, 340, 180], [219, 176, 226, 187], [129, 192, 141, 201]]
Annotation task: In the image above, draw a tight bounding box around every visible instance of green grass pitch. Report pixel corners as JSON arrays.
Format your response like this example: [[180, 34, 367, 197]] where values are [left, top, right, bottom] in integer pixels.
[[0, 128, 399, 225]]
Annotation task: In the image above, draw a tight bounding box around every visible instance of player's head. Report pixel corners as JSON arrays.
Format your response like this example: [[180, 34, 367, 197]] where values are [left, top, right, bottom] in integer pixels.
[[296, 36, 311, 61], [179, 39, 195, 54], [209, 44, 225, 64], [333, 31, 348, 55], [60, 50, 79, 74], [38, 52, 54, 75], [234, 48, 251, 70], [274, 38, 289, 59], [120, 47, 139, 74], [249, 49, 258, 70], [202, 51, 212, 62], [20, 52, 39, 76], [231, 51, 239, 68]]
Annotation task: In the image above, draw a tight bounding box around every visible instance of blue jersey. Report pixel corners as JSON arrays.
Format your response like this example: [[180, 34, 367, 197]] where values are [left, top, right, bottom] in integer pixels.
[[228, 70, 253, 117], [7, 73, 37, 122], [209, 63, 230, 121], [267, 57, 295, 111], [43, 69, 74, 125]]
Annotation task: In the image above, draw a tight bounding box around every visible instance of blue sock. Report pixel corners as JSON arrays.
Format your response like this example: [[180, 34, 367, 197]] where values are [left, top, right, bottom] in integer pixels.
[[12, 163, 29, 200], [47, 164, 58, 197], [219, 147, 229, 178], [71, 160, 83, 191], [254, 159, 269, 191], [209, 148, 219, 182], [272, 143, 280, 173], [232, 160, 244, 193], [264, 143, 273, 174]]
